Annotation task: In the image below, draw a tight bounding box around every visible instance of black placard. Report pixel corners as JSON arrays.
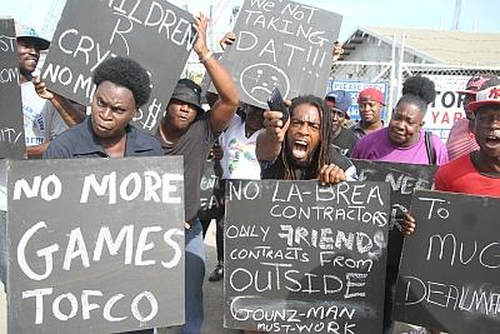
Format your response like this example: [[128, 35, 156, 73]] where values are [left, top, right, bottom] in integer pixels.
[[7, 156, 185, 333], [353, 159, 437, 267], [41, 0, 195, 134], [224, 180, 390, 332], [219, 0, 342, 108], [394, 190, 500, 333], [0, 19, 26, 159], [198, 158, 223, 221]]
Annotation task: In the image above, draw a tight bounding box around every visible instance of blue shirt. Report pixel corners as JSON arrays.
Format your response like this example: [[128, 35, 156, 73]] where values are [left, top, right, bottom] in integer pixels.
[[43, 117, 163, 159]]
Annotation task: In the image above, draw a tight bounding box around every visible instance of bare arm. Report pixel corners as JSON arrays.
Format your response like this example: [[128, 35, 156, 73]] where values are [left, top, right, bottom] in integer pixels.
[[256, 111, 289, 161], [33, 76, 86, 126], [26, 142, 50, 159], [193, 14, 239, 133]]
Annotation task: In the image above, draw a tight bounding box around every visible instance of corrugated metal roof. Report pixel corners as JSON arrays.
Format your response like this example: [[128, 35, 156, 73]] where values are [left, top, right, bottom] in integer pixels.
[[353, 26, 500, 66]]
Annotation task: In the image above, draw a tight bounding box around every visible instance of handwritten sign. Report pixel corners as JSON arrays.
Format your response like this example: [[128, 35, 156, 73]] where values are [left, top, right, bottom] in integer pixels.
[[0, 19, 26, 158], [353, 159, 437, 267], [219, 0, 342, 108], [7, 156, 185, 333], [41, 0, 195, 134], [0, 160, 6, 285], [394, 190, 500, 333], [198, 158, 223, 221], [224, 179, 390, 332]]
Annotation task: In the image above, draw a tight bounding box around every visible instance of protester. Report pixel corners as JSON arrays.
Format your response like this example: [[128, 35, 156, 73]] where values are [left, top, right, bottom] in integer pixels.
[[351, 76, 448, 165], [403, 76, 500, 334], [351, 87, 386, 138], [155, 13, 239, 334], [251, 96, 355, 334], [324, 90, 358, 156], [257, 95, 357, 181], [206, 103, 264, 283], [350, 76, 447, 333], [446, 74, 496, 160], [16, 24, 85, 158], [43, 56, 161, 333]]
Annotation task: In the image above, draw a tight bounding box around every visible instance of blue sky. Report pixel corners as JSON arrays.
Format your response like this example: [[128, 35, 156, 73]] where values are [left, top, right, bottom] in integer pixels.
[[1, 0, 498, 44]]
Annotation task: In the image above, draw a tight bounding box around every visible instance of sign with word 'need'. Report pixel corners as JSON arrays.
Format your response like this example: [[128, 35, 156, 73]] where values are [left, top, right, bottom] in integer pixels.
[[7, 156, 185, 333], [353, 159, 437, 268], [394, 190, 500, 333], [41, 0, 195, 134], [219, 0, 342, 108], [0, 19, 26, 159], [224, 180, 390, 333]]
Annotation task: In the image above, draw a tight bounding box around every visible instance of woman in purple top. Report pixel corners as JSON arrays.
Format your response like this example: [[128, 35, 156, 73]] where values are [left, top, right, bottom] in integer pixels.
[[351, 76, 449, 165]]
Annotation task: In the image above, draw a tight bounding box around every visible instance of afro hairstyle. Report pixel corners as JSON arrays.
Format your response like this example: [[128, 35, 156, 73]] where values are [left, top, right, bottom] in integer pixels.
[[402, 75, 437, 105], [398, 75, 437, 115], [93, 56, 151, 107]]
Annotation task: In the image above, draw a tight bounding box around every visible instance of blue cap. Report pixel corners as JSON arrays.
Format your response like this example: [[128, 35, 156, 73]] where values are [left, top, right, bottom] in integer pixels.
[[325, 90, 352, 117], [16, 23, 50, 50]]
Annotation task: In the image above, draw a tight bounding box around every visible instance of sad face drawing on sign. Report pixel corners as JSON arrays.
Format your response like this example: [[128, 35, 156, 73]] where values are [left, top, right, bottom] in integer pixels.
[[240, 63, 290, 106]]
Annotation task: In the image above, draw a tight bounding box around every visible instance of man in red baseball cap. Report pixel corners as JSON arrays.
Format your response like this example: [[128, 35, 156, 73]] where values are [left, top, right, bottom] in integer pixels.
[[403, 75, 500, 334], [352, 87, 385, 139], [446, 73, 498, 161], [404, 77, 500, 236]]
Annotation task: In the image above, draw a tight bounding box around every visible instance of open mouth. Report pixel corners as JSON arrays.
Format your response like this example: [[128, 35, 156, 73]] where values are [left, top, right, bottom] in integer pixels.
[[25, 58, 37, 66], [484, 134, 500, 148], [292, 139, 308, 159]]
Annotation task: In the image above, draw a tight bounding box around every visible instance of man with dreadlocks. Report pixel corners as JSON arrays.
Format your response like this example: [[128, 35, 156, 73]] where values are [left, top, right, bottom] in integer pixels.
[[256, 95, 356, 182]]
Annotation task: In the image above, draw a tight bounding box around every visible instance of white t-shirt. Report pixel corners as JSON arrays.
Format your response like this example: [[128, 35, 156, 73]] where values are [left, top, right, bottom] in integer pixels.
[[21, 82, 47, 146], [220, 115, 262, 180], [21, 82, 69, 146]]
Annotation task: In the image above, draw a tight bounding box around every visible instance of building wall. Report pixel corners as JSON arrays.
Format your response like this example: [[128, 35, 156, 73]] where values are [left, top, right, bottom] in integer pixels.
[[343, 35, 428, 63]]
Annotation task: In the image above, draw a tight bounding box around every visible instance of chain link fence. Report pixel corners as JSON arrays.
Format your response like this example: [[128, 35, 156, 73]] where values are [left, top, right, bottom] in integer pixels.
[[329, 61, 500, 140]]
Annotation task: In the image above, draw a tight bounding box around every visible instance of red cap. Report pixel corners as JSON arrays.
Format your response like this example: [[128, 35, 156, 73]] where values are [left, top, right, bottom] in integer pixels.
[[458, 73, 498, 95], [358, 87, 385, 105]]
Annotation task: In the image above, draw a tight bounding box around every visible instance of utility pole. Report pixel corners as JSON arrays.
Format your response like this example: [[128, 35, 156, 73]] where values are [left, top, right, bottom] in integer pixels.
[[452, 0, 462, 30]]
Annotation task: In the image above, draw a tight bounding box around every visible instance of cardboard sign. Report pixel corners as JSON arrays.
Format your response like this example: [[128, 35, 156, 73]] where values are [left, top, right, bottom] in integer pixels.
[[7, 156, 185, 333], [41, 0, 195, 134], [394, 190, 500, 333], [198, 158, 223, 221], [0, 160, 6, 285], [326, 80, 389, 122], [353, 159, 437, 267], [224, 180, 390, 333], [219, 0, 342, 108], [0, 19, 26, 159]]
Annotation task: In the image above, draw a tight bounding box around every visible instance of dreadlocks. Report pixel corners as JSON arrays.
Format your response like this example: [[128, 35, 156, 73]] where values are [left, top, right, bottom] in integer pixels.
[[270, 95, 332, 180]]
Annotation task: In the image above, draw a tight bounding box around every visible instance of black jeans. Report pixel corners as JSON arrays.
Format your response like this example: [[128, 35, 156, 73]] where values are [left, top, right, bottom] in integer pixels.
[[201, 215, 224, 264]]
